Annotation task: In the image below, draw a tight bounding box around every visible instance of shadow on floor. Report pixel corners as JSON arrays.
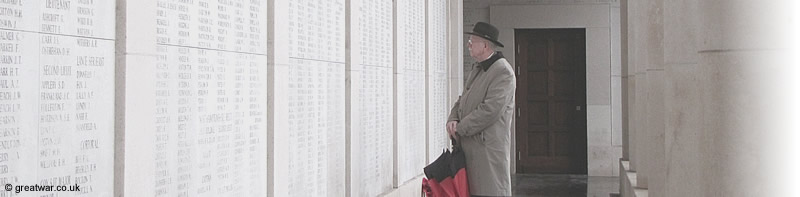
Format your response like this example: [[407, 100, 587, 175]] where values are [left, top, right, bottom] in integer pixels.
[[511, 174, 619, 197]]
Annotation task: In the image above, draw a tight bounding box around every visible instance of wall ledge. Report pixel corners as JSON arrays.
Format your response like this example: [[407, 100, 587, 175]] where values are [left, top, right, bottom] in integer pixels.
[[620, 160, 649, 197], [379, 175, 424, 197]]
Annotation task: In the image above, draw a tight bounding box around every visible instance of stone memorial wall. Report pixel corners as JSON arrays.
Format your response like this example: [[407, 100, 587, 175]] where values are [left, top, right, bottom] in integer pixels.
[[152, 0, 268, 196], [286, 0, 346, 196], [0, 0, 114, 196], [351, 0, 394, 196], [395, 0, 428, 185], [0, 0, 456, 196], [428, 0, 450, 162]]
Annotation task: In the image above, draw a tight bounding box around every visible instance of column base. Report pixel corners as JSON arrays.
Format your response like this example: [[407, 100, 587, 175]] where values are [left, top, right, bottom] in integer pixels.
[[620, 160, 649, 197]]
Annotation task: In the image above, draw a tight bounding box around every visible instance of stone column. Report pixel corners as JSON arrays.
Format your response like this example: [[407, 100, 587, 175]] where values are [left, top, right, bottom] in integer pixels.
[[448, 0, 464, 104], [662, 0, 702, 196], [619, 0, 634, 196], [116, 0, 157, 196], [625, 0, 640, 175], [628, 0, 650, 188], [267, 0, 290, 196], [619, 0, 629, 161], [642, 0, 665, 195], [697, 1, 798, 196], [446, 2, 465, 163], [611, 0, 624, 177]]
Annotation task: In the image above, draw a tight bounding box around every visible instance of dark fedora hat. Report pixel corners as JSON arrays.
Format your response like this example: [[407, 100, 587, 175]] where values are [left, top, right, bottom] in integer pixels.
[[465, 22, 504, 47]]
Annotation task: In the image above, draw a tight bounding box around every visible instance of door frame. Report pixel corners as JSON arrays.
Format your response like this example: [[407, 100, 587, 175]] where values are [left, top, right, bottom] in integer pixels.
[[490, 4, 619, 176], [513, 28, 588, 174]]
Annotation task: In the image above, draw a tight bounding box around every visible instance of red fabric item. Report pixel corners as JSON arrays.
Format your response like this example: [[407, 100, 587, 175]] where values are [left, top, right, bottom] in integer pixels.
[[427, 179, 447, 197], [438, 177, 457, 197], [452, 168, 470, 197], [424, 138, 470, 197], [424, 177, 462, 197], [422, 178, 433, 197]]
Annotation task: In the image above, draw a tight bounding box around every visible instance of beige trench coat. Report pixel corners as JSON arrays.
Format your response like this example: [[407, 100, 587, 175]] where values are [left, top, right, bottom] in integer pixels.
[[448, 57, 516, 196]]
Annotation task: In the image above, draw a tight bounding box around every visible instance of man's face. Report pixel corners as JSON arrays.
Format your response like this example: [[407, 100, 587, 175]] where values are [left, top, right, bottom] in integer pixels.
[[468, 35, 487, 60]]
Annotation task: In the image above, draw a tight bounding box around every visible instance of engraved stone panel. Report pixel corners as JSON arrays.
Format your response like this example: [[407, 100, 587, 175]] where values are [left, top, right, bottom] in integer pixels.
[[0, 0, 114, 196], [396, 0, 427, 184], [428, 0, 450, 162], [286, 0, 346, 196], [352, 0, 393, 196], [153, 0, 267, 196]]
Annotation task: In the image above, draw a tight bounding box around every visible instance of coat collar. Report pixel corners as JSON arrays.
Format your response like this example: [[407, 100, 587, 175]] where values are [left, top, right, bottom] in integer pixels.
[[477, 51, 504, 71]]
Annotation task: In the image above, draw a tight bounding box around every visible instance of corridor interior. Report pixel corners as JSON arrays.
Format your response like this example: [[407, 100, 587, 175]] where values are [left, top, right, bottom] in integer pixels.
[[12, 0, 799, 196]]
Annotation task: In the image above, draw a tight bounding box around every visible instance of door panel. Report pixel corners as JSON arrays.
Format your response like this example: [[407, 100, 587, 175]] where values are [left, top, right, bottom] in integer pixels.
[[515, 29, 587, 174]]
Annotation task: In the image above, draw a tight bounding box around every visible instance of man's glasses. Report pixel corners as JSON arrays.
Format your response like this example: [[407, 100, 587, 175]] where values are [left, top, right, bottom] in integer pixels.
[[468, 39, 485, 46]]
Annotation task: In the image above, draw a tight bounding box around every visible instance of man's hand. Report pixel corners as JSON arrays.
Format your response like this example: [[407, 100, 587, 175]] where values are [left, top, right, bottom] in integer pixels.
[[446, 121, 458, 138]]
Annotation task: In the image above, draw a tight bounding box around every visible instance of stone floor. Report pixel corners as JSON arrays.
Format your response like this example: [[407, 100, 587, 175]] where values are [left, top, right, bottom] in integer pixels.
[[511, 174, 620, 197]]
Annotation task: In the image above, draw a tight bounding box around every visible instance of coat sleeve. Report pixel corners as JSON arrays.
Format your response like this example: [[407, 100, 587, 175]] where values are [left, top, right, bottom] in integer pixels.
[[447, 97, 461, 122], [456, 66, 515, 136]]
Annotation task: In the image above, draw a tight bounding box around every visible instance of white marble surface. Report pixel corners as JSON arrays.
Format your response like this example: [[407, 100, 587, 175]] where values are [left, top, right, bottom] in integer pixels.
[[612, 76, 623, 147], [586, 27, 611, 105], [350, 0, 394, 195], [0, 1, 115, 196], [0, 0, 115, 38], [1, 0, 465, 196], [632, 73, 647, 186], [286, 0, 346, 196], [696, 50, 795, 197], [587, 105, 611, 146], [641, 1, 666, 195], [644, 71, 665, 197], [428, 0, 450, 163], [697, 1, 794, 52], [664, 63, 702, 197], [151, 0, 268, 196], [395, 0, 427, 185]]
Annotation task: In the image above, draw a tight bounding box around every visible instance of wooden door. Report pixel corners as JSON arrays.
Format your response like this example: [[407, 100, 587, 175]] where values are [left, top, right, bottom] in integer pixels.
[[515, 29, 587, 174]]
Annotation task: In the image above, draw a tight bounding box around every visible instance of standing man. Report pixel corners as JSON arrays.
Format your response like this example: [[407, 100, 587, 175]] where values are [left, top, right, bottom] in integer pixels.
[[447, 22, 516, 197]]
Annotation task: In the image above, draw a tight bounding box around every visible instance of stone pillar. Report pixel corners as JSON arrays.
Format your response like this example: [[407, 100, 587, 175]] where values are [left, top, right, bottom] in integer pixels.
[[697, 1, 798, 196], [632, 52, 648, 187], [619, 0, 629, 161], [619, 1, 633, 195], [662, 0, 702, 196], [619, 1, 635, 196], [446, 2, 465, 165], [625, 0, 639, 174], [628, 0, 650, 188], [611, 1, 624, 177], [448, 0, 464, 104], [116, 0, 157, 196], [642, 0, 665, 195], [267, 0, 290, 196]]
